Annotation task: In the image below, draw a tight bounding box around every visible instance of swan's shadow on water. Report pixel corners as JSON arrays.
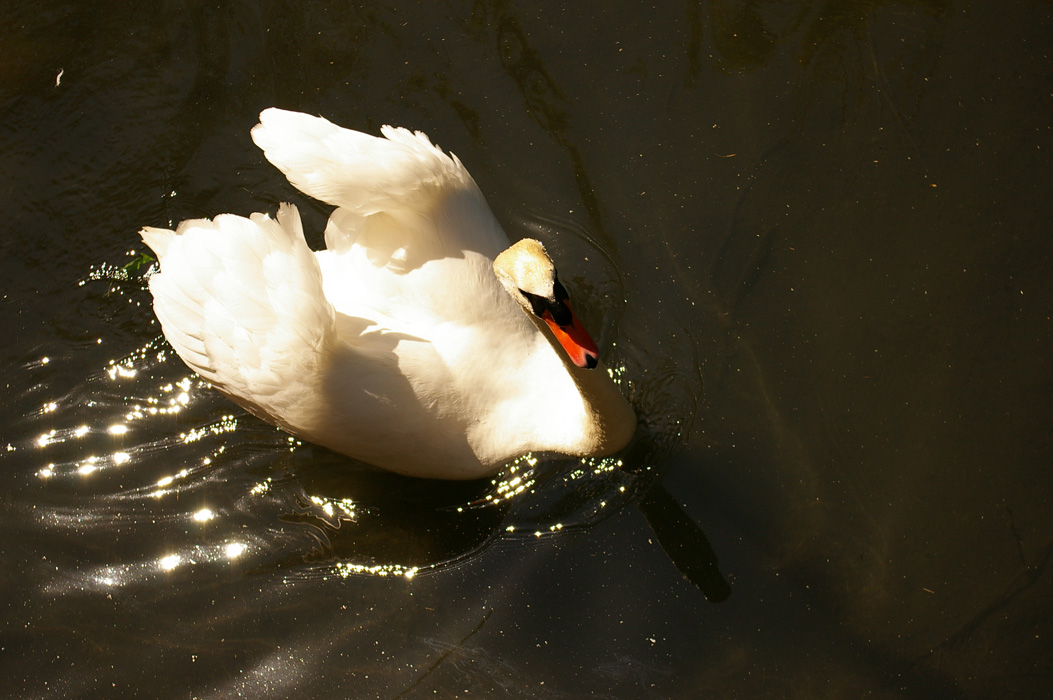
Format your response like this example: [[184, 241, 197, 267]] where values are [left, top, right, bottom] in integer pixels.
[[637, 480, 731, 603], [618, 437, 732, 604]]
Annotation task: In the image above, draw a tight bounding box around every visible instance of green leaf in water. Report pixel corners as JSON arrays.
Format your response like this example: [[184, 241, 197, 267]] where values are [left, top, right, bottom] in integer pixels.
[[122, 252, 155, 276]]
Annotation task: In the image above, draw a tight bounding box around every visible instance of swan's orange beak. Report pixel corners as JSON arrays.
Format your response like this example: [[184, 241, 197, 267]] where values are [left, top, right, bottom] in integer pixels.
[[542, 305, 600, 369]]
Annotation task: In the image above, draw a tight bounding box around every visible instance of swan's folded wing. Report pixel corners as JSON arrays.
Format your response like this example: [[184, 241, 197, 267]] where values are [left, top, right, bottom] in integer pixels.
[[140, 204, 337, 427]]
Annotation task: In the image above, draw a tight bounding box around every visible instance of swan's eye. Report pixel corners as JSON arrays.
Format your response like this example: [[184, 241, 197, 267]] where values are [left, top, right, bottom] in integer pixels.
[[519, 290, 549, 318], [553, 278, 569, 304], [520, 289, 573, 327]]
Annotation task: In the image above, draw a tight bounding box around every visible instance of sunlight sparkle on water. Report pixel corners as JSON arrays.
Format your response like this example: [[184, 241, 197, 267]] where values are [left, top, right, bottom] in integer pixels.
[[224, 542, 246, 559], [486, 453, 539, 504], [158, 554, 181, 571], [576, 456, 623, 476], [153, 467, 192, 497], [106, 364, 138, 379], [181, 415, 238, 443], [78, 457, 98, 475], [330, 562, 420, 579], [121, 376, 202, 421], [250, 478, 273, 495], [308, 495, 356, 520], [193, 508, 215, 522]]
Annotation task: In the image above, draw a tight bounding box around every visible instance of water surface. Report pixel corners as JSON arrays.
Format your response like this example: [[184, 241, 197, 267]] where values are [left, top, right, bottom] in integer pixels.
[[2, 2, 1050, 698]]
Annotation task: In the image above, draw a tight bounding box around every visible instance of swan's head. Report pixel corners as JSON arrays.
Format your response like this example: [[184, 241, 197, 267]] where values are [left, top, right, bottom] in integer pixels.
[[493, 239, 601, 370]]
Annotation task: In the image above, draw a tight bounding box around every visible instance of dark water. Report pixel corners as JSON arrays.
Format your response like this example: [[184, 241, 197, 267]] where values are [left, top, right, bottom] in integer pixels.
[[2, 2, 1051, 698]]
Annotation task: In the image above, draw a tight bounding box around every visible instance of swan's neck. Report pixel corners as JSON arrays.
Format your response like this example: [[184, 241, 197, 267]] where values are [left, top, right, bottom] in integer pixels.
[[466, 317, 635, 468], [529, 317, 636, 458], [565, 358, 637, 455]]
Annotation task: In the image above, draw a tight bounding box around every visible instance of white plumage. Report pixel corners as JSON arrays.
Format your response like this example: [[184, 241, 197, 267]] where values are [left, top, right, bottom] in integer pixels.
[[141, 109, 634, 479]]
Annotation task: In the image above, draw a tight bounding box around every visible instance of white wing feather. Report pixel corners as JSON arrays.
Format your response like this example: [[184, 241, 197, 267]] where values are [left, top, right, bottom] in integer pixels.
[[141, 204, 335, 427], [250, 108, 506, 263]]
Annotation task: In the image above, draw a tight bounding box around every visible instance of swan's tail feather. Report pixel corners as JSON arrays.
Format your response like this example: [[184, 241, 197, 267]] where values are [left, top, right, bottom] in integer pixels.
[[140, 204, 336, 425]]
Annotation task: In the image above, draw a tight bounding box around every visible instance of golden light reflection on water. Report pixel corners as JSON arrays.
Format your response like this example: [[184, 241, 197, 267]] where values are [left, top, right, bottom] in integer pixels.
[[26, 335, 247, 488], [328, 561, 420, 579], [566, 456, 624, 480], [308, 495, 357, 521], [158, 553, 181, 571], [43, 538, 255, 596], [193, 508, 215, 522], [25, 321, 272, 595], [25, 318, 219, 473], [250, 478, 274, 495], [481, 453, 538, 505]]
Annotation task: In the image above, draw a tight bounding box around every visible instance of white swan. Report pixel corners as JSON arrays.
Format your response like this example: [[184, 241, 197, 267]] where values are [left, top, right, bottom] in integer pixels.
[[140, 109, 635, 479]]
